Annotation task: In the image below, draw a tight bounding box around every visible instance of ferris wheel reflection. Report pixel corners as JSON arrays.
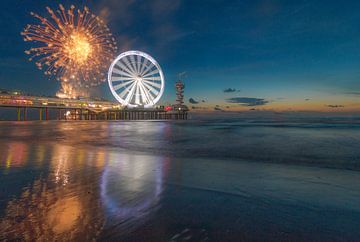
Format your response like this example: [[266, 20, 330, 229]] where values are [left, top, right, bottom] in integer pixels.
[[101, 152, 168, 231]]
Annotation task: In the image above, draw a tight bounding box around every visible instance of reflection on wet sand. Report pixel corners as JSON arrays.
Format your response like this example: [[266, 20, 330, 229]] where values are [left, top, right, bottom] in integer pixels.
[[0, 136, 168, 240], [0, 178, 105, 240], [0, 143, 106, 240], [101, 153, 167, 234], [2, 142, 29, 169]]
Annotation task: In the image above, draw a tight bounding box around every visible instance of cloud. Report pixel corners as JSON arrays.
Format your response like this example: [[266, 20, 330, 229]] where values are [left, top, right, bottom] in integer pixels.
[[214, 107, 224, 111], [226, 97, 269, 106], [223, 88, 237, 93], [305, 98, 311, 101], [191, 106, 207, 110], [189, 98, 199, 104], [327, 105, 344, 108], [345, 91, 360, 96]]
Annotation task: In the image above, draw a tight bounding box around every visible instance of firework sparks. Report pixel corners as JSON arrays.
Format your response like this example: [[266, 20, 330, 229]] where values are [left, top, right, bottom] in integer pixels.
[[21, 4, 118, 90]]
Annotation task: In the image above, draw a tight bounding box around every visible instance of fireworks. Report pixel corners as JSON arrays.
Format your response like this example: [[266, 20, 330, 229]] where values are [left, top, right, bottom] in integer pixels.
[[56, 82, 90, 99], [21, 4, 118, 90]]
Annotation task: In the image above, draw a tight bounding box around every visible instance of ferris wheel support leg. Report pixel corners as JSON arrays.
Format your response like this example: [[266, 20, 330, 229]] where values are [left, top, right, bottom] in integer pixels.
[[16, 107, 21, 121], [39, 108, 42, 121], [23, 107, 27, 121]]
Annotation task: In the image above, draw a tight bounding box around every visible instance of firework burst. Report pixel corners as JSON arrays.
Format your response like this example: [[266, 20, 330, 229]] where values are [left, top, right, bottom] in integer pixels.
[[21, 4, 118, 89]]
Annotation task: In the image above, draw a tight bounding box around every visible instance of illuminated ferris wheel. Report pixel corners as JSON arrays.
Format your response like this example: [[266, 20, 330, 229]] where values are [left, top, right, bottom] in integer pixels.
[[108, 50, 165, 108]]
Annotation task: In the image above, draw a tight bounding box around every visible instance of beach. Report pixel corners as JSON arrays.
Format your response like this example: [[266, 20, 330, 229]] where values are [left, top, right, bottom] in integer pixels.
[[0, 116, 360, 241]]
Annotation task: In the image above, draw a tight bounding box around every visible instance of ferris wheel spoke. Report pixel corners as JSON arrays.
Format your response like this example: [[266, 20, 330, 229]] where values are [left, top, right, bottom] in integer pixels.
[[111, 76, 134, 82], [129, 55, 138, 74], [113, 80, 135, 91], [143, 80, 161, 89], [135, 83, 141, 105], [113, 69, 133, 78], [139, 82, 152, 104], [136, 55, 142, 74], [143, 81, 155, 103], [118, 81, 136, 99], [113, 77, 136, 81], [141, 82, 154, 104], [142, 81, 159, 96], [123, 56, 137, 75], [139, 58, 148, 75], [124, 82, 137, 104], [143, 69, 159, 78], [143, 76, 162, 81], [114, 63, 133, 77], [138, 84, 146, 104], [141, 63, 155, 76], [138, 83, 148, 104], [119, 59, 135, 76]]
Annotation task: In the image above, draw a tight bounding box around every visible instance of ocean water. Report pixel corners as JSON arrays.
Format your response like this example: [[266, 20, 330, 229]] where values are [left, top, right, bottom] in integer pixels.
[[0, 115, 360, 241]]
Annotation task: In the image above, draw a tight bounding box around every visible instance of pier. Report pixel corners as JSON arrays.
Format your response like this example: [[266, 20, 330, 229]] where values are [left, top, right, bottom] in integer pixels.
[[0, 93, 188, 121]]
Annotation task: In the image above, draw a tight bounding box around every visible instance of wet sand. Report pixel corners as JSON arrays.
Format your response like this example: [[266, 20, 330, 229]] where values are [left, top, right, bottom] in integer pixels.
[[0, 120, 359, 241]]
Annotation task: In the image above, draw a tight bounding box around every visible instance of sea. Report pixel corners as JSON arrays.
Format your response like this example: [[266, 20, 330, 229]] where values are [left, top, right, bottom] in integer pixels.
[[0, 112, 360, 241]]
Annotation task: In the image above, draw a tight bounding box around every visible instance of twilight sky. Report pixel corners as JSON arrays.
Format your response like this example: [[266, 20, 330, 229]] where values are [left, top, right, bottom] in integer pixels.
[[1, 0, 360, 112]]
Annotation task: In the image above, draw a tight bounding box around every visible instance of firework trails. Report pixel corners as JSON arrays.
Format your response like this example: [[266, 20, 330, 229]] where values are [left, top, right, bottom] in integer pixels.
[[21, 4, 118, 93]]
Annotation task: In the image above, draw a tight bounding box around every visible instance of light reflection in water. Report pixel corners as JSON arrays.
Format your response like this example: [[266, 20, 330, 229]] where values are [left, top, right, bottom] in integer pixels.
[[0, 140, 169, 240], [101, 152, 167, 232], [53, 145, 71, 186], [1, 142, 29, 169], [0, 142, 107, 240]]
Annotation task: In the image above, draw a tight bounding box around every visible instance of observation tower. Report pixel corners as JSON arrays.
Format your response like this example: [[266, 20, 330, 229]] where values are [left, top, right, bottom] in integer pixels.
[[172, 77, 189, 112]]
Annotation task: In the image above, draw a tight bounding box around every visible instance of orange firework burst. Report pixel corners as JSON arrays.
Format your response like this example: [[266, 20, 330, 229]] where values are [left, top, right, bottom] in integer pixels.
[[21, 4, 118, 87]]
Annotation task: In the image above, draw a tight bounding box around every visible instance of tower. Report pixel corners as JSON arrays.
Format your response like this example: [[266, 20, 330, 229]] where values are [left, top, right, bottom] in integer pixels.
[[175, 80, 185, 106], [172, 73, 188, 112]]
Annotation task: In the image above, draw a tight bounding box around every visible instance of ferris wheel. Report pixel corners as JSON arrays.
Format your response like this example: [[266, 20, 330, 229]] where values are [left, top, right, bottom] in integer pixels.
[[108, 50, 165, 108]]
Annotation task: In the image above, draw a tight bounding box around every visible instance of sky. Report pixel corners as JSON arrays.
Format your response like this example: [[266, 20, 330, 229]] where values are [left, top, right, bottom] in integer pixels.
[[1, 0, 360, 112]]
